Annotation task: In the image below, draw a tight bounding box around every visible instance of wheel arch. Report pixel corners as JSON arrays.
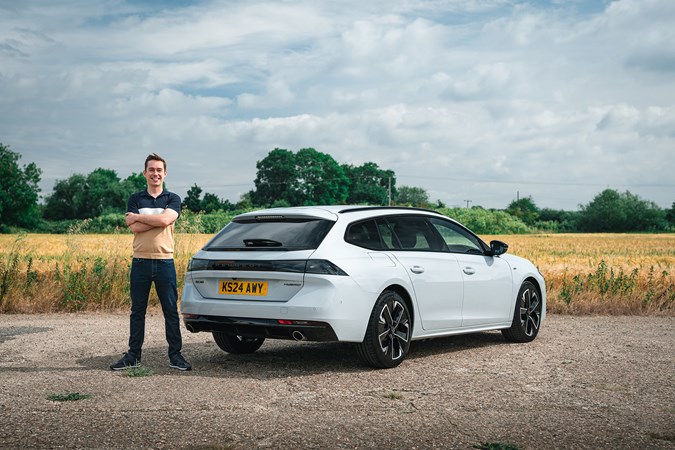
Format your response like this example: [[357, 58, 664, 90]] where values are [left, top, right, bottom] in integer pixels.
[[382, 283, 415, 332], [524, 276, 542, 297]]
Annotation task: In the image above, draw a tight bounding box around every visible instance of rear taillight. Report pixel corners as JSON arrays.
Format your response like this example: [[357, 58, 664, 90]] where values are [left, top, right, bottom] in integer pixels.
[[186, 258, 209, 272], [186, 258, 347, 275], [304, 260, 347, 276]]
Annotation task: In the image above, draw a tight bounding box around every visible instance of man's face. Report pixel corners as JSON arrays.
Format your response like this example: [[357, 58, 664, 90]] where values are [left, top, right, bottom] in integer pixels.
[[144, 160, 166, 188]]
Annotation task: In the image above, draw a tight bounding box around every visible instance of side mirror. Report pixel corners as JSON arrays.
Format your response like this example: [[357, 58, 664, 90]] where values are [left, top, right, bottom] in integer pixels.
[[488, 240, 508, 256]]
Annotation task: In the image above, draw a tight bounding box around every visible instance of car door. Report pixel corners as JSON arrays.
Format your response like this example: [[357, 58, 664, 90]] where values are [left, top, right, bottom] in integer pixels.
[[381, 216, 464, 330], [427, 217, 513, 327]]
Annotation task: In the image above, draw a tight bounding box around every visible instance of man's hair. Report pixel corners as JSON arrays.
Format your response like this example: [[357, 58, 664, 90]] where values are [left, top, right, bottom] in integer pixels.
[[144, 153, 166, 171]]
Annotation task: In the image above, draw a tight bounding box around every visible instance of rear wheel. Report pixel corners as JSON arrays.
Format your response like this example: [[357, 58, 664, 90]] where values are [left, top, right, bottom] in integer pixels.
[[212, 332, 265, 354], [357, 290, 411, 369], [502, 281, 542, 343]]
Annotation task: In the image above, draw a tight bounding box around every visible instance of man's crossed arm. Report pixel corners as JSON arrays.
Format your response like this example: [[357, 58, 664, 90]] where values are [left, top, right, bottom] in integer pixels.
[[126, 209, 179, 233]]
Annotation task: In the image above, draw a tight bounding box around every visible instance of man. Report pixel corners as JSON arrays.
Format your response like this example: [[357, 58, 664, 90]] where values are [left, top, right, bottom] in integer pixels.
[[110, 153, 191, 371]]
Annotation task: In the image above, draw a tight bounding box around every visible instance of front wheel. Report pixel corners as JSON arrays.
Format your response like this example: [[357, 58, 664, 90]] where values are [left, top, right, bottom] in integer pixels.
[[502, 281, 542, 343], [357, 290, 412, 369], [212, 332, 265, 354]]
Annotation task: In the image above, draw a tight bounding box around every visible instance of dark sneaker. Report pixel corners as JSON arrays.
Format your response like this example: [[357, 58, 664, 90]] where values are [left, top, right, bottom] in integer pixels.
[[169, 354, 192, 371], [110, 353, 141, 371]]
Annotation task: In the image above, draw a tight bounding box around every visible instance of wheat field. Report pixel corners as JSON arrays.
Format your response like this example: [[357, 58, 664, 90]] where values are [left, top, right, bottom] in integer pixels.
[[0, 233, 673, 315]]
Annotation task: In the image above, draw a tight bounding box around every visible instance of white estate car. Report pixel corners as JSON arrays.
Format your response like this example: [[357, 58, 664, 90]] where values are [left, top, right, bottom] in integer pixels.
[[181, 206, 545, 368]]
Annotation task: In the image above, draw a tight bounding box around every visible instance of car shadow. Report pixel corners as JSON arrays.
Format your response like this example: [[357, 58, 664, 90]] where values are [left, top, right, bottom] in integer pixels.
[[407, 330, 509, 361], [0, 325, 508, 376], [77, 330, 510, 378]]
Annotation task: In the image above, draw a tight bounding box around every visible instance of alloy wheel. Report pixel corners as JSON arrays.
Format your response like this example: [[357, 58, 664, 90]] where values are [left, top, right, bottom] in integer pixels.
[[519, 287, 541, 337], [377, 299, 410, 361]]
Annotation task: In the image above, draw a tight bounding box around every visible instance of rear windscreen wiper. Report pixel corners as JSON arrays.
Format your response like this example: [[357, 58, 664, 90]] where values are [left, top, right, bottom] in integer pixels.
[[243, 239, 283, 247]]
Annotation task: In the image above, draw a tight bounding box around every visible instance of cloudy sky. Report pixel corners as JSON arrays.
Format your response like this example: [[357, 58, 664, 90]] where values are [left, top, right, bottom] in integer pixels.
[[1, 0, 674, 210]]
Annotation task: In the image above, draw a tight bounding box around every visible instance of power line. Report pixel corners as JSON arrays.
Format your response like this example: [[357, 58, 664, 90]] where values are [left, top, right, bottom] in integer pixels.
[[397, 174, 675, 188], [177, 174, 675, 190]]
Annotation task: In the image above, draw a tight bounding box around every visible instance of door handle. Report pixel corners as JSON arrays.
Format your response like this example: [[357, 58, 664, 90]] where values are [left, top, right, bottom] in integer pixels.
[[410, 265, 425, 274], [463, 267, 476, 275]]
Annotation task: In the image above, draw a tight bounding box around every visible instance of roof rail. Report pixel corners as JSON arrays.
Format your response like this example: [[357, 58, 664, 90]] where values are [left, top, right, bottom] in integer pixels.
[[338, 206, 441, 214]]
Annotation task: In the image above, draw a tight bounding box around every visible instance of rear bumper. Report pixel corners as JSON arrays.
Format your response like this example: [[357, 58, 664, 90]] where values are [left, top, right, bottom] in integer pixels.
[[183, 314, 339, 341]]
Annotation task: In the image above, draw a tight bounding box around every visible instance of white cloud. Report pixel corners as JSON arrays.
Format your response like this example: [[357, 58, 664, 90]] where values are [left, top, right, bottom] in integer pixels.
[[0, 0, 673, 210]]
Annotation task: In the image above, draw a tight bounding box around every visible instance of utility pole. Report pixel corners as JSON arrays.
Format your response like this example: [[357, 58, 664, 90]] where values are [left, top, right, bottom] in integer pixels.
[[464, 199, 472, 208]]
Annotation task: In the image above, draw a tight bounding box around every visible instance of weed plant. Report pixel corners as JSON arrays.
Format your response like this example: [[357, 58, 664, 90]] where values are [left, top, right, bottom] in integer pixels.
[[382, 391, 405, 400], [47, 392, 92, 402], [123, 365, 154, 377], [474, 443, 521, 450]]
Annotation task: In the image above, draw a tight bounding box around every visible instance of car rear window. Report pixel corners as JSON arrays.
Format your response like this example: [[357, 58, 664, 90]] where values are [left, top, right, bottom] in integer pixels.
[[204, 218, 334, 251]]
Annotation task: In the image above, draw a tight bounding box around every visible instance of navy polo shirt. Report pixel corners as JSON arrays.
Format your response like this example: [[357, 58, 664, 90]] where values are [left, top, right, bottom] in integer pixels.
[[127, 190, 182, 259]]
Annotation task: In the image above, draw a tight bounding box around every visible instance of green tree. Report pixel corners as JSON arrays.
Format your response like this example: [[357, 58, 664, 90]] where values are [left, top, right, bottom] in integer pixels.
[[44, 168, 137, 220], [121, 172, 147, 194], [236, 192, 253, 210], [201, 192, 233, 213], [506, 196, 539, 226], [396, 185, 429, 207], [251, 148, 349, 207], [667, 201, 675, 226], [343, 162, 395, 205], [539, 208, 580, 232], [82, 168, 126, 217], [251, 148, 301, 207], [184, 184, 203, 212], [0, 143, 42, 228], [578, 189, 667, 232], [295, 148, 349, 205], [44, 174, 87, 220]]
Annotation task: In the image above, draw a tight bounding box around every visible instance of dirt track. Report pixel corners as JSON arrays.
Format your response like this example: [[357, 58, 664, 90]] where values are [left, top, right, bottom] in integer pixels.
[[0, 313, 673, 449]]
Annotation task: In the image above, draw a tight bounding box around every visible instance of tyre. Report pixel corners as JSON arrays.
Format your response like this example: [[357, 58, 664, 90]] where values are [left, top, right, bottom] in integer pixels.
[[502, 280, 542, 343], [357, 290, 412, 369], [212, 332, 265, 354]]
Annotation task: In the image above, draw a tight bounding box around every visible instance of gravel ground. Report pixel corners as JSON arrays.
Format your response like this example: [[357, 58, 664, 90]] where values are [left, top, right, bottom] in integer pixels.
[[0, 313, 673, 450]]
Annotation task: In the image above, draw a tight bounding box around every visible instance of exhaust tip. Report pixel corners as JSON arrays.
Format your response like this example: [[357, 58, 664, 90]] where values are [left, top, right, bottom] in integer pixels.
[[291, 330, 307, 341], [185, 324, 197, 333]]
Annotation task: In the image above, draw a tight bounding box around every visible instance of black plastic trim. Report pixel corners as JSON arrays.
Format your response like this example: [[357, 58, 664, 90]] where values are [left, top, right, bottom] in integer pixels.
[[183, 315, 339, 341]]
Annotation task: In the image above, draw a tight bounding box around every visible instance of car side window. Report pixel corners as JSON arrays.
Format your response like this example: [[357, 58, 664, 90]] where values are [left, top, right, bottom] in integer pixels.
[[386, 216, 441, 251], [345, 219, 383, 249], [428, 217, 485, 255], [375, 219, 397, 250]]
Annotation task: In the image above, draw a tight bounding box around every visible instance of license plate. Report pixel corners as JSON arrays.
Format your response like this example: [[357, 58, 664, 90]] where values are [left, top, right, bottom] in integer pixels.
[[218, 280, 268, 296]]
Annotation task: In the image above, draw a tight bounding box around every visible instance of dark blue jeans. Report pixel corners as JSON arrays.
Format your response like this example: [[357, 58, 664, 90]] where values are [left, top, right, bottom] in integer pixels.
[[128, 258, 182, 360]]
